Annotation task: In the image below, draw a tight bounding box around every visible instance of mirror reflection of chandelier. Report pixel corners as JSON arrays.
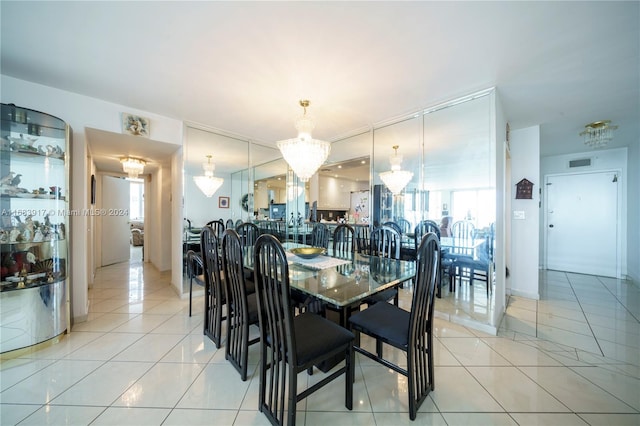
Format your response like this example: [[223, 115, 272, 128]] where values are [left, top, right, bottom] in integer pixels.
[[580, 120, 618, 149], [379, 145, 413, 195], [120, 157, 146, 179], [277, 100, 331, 182], [286, 170, 304, 200], [194, 155, 224, 197]]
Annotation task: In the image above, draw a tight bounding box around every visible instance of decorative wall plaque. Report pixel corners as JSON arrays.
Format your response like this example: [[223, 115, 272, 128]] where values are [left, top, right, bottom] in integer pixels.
[[515, 178, 534, 199]]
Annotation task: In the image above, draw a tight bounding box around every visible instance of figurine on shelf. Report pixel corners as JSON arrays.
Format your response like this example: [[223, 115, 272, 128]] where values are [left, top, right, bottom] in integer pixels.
[[50, 186, 61, 198], [9, 228, 20, 243], [0, 172, 15, 186], [22, 216, 34, 242], [33, 228, 44, 242], [10, 174, 22, 187]]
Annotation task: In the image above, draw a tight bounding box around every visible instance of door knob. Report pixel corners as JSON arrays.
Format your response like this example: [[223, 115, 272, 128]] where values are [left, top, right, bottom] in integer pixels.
[[549, 224, 554, 228]]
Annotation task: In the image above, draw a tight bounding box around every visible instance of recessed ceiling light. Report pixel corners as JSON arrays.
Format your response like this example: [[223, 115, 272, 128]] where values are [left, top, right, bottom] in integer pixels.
[[361, 160, 366, 164], [338, 165, 342, 169]]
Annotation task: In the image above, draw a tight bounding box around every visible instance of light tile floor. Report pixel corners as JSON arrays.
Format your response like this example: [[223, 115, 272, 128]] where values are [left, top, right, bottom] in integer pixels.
[[1, 258, 639, 425]]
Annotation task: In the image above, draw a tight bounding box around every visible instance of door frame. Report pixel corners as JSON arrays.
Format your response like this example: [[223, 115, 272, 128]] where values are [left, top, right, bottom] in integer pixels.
[[542, 169, 623, 278]]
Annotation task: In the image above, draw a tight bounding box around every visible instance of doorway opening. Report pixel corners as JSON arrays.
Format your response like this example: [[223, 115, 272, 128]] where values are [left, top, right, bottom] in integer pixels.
[[129, 178, 145, 263]]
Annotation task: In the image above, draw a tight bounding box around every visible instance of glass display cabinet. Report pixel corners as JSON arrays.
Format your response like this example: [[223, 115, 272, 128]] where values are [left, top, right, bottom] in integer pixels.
[[0, 103, 71, 354]]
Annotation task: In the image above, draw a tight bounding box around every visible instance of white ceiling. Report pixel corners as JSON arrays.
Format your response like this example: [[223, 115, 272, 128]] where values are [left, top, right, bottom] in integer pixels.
[[1, 1, 638, 170]]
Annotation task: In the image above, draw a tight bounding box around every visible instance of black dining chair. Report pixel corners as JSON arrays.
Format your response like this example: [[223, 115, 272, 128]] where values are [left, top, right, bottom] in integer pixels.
[[253, 234, 355, 426], [236, 222, 259, 247], [333, 223, 356, 255], [311, 222, 331, 249], [186, 250, 205, 317], [451, 220, 476, 240], [349, 232, 440, 420], [451, 226, 494, 295], [415, 220, 447, 294], [395, 217, 413, 234], [235, 219, 243, 228], [370, 225, 401, 260], [414, 220, 440, 244], [226, 218, 235, 230], [382, 220, 403, 236], [221, 229, 260, 381], [200, 225, 227, 348]]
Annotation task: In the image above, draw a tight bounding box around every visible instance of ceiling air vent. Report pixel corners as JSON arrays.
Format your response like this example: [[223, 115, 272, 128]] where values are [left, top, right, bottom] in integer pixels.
[[569, 158, 591, 168]]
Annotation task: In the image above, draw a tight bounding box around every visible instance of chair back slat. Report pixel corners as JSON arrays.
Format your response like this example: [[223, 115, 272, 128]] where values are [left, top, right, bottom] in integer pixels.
[[355, 225, 371, 254]]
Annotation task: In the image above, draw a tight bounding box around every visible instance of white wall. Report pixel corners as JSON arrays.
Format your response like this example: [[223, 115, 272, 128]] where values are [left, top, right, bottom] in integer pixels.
[[171, 149, 184, 296], [317, 176, 368, 209], [1, 75, 183, 321], [540, 148, 628, 278], [147, 165, 173, 272], [509, 126, 541, 299]]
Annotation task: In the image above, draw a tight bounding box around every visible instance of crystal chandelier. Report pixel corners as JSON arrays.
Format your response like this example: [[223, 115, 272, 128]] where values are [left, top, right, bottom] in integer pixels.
[[277, 100, 331, 182], [379, 145, 413, 195], [193, 155, 224, 197], [580, 120, 618, 149], [120, 157, 146, 179]]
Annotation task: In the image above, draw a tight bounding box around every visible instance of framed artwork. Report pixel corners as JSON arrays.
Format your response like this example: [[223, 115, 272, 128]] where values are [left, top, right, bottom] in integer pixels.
[[219, 196, 230, 208], [90, 174, 96, 205], [121, 113, 150, 138]]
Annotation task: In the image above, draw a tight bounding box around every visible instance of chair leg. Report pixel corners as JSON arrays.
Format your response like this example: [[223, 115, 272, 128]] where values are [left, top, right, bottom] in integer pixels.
[[376, 339, 383, 358], [345, 344, 354, 410], [288, 367, 297, 426]]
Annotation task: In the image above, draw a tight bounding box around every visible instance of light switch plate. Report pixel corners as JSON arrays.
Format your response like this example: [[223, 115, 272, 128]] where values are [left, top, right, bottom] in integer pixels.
[[513, 210, 526, 220]]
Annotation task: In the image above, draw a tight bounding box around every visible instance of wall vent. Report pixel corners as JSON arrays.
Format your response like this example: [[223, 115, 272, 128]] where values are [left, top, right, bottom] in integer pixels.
[[569, 158, 591, 168]]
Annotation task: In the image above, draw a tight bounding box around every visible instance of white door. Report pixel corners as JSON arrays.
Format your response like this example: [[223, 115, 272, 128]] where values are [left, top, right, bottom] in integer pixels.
[[101, 175, 131, 266], [545, 171, 618, 277]]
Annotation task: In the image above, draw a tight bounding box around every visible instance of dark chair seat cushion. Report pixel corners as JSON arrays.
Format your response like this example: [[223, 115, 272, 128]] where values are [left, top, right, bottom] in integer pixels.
[[349, 302, 409, 349], [293, 312, 354, 367]]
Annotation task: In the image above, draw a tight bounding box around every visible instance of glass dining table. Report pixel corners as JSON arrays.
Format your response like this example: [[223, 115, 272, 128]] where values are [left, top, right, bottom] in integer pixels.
[[243, 242, 416, 327]]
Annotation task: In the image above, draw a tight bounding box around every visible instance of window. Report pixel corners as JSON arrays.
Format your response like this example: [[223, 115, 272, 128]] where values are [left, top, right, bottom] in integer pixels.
[[130, 180, 144, 220], [451, 189, 495, 229]]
